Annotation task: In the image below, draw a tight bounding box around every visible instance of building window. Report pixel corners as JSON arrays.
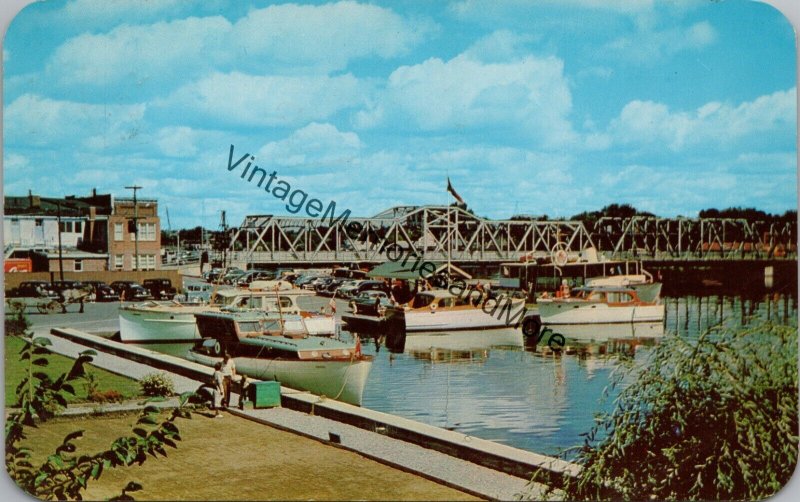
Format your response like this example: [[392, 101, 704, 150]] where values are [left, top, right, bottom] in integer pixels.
[[35, 219, 43, 227], [114, 223, 124, 241], [137, 222, 157, 241], [114, 255, 124, 270], [74, 260, 83, 272], [74, 221, 82, 233], [138, 254, 156, 271], [59, 221, 74, 233]]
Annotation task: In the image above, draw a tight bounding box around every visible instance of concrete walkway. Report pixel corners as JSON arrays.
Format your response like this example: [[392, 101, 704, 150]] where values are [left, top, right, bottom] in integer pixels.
[[35, 327, 543, 500]]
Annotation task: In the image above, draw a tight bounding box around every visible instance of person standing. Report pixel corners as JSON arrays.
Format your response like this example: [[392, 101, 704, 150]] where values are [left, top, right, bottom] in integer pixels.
[[212, 362, 224, 418], [220, 353, 237, 408]]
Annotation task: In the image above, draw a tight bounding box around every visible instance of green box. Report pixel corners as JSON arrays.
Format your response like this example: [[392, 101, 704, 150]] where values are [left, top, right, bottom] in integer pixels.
[[250, 381, 281, 409]]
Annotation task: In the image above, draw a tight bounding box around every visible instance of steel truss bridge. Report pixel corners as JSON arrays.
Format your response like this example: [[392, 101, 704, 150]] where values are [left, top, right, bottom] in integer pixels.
[[227, 205, 796, 267]]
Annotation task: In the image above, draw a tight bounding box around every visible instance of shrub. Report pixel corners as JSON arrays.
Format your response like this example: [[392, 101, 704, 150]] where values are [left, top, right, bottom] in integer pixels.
[[524, 322, 798, 501], [139, 373, 176, 397], [4, 306, 30, 337], [88, 389, 124, 403]]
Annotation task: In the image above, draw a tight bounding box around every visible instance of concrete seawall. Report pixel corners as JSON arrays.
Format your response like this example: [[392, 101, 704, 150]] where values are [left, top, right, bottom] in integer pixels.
[[50, 327, 579, 488]]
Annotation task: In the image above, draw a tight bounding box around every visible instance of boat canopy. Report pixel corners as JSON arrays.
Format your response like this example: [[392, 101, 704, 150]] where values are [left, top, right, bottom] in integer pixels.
[[367, 261, 472, 280]]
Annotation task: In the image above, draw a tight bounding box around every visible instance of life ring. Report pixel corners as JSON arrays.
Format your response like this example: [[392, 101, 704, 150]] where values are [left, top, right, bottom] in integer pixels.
[[212, 340, 223, 357], [522, 316, 542, 338], [430, 303, 437, 312]]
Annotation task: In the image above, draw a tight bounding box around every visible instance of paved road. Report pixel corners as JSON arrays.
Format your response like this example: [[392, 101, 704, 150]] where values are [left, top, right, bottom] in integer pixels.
[[18, 300, 125, 335]]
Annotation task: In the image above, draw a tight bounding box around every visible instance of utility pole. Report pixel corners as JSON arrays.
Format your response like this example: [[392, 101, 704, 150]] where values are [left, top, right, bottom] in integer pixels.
[[125, 185, 142, 271], [56, 201, 65, 281]]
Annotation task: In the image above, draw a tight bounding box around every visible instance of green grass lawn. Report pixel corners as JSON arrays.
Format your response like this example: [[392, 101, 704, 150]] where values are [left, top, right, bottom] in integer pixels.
[[5, 336, 144, 407]]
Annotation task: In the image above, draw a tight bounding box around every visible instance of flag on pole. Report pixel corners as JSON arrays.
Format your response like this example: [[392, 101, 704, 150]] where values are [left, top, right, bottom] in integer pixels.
[[328, 297, 336, 313], [446, 177, 465, 205]]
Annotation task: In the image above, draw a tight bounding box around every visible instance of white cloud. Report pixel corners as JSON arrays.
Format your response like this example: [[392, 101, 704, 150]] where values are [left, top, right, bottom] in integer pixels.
[[162, 72, 366, 127], [604, 21, 718, 63], [450, 0, 655, 19], [156, 126, 199, 157], [59, 0, 187, 24], [608, 87, 797, 151], [462, 30, 537, 63], [258, 123, 362, 168], [231, 1, 433, 73], [357, 52, 576, 147], [47, 16, 232, 87], [4, 94, 147, 150], [3, 153, 28, 172], [45, 1, 431, 91]]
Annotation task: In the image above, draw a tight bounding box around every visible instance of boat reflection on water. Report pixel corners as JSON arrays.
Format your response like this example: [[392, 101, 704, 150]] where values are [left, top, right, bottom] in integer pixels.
[[402, 328, 524, 363], [529, 321, 665, 359]]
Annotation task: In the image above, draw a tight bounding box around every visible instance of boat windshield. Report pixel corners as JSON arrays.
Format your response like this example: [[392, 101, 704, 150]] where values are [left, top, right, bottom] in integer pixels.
[[607, 291, 635, 304], [412, 294, 435, 308]]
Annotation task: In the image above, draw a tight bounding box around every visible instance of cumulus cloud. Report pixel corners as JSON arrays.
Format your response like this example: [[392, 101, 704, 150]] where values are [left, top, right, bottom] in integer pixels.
[[4, 94, 147, 150], [355, 51, 576, 147], [608, 87, 797, 151], [45, 1, 431, 92], [161, 72, 366, 128], [58, 0, 188, 24], [231, 1, 433, 73], [46, 16, 232, 88], [604, 21, 717, 63], [258, 123, 362, 168], [156, 126, 199, 157]]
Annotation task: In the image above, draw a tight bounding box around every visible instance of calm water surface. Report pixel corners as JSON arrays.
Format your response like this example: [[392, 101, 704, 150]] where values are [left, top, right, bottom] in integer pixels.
[[144, 292, 797, 457]]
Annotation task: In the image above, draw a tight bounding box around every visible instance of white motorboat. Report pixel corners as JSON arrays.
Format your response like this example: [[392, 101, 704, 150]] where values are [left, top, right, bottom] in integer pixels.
[[119, 281, 336, 342], [397, 290, 528, 332], [537, 286, 665, 325], [187, 311, 372, 406]]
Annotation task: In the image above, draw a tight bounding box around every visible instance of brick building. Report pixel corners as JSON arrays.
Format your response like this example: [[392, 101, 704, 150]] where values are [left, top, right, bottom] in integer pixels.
[[4, 190, 161, 272], [108, 198, 161, 271]]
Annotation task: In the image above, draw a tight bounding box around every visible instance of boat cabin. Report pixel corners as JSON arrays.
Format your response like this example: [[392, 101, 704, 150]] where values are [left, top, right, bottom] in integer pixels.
[[408, 289, 488, 310], [566, 286, 650, 305], [499, 259, 651, 301]]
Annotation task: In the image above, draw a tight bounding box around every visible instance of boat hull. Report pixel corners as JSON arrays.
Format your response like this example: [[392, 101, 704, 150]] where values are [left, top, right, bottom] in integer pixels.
[[186, 350, 372, 406], [538, 301, 665, 324], [403, 300, 527, 332], [119, 306, 203, 342]]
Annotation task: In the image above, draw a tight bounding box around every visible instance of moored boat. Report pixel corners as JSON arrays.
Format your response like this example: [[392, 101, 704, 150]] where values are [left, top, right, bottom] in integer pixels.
[[395, 289, 528, 332], [187, 311, 372, 405], [119, 281, 336, 343], [537, 285, 665, 325]]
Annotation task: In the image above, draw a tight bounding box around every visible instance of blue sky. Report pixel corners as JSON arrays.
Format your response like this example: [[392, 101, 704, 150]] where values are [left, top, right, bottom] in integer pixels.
[[2, 0, 797, 229]]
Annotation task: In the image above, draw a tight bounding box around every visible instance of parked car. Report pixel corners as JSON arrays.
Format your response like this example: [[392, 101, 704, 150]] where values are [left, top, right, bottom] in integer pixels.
[[317, 278, 345, 297], [222, 268, 247, 285], [294, 274, 322, 288], [110, 281, 151, 301], [6, 281, 58, 299], [312, 277, 335, 293], [51, 280, 87, 293], [350, 280, 391, 298], [82, 280, 120, 302], [203, 268, 225, 283], [142, 278, 178, 300], [337, 280, 366, 299], [236, 270, 275, 287], [350, 290, 392, 315]]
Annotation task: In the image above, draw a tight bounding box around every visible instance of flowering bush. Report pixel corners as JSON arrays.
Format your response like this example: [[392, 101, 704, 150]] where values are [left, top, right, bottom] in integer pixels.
[[139, 373, 176, 397]]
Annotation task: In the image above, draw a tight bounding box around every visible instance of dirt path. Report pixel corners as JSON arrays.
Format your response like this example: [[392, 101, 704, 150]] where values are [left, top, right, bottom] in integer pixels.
[[17, 411, 481, 501]]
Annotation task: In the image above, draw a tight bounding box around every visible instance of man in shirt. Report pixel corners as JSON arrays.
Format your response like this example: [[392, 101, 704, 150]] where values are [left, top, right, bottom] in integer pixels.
[[220, 353, 237, 408]]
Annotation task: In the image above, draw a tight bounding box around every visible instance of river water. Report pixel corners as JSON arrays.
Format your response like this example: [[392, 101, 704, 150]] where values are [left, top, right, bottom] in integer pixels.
[[142, 290, 796, 457]]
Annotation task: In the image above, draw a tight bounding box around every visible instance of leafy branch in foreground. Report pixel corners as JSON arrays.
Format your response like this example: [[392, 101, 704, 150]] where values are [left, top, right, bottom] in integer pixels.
[[522, 322, 798, 501], [5, 332, 196, 500]]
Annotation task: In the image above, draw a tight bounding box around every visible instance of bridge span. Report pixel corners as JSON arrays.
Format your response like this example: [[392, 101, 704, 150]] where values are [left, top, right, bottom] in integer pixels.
[[226, 205, 796, 268]]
